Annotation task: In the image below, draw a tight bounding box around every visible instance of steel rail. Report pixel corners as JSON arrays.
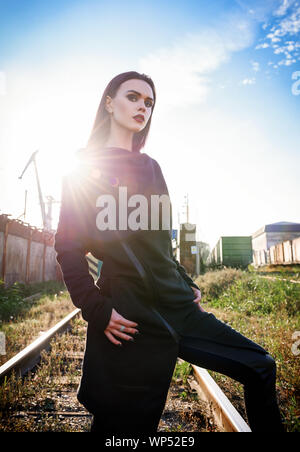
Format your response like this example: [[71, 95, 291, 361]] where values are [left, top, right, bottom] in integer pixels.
[[176, 358, 251, 432], [191, 364, 251, 432], [1, 310, 251, 432], [0, 308, 80, 384]]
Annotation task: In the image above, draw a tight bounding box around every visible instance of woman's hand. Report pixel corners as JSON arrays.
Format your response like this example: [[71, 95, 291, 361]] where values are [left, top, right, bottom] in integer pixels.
[[104, 308, 139, 346], [191, 287, 205, 312]]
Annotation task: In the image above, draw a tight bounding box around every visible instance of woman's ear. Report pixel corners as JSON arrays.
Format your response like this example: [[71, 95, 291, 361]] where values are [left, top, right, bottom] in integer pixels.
[[105, 95, 113, 114]]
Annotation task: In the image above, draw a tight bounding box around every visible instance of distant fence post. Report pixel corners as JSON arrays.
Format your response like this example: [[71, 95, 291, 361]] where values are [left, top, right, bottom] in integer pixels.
[[292, 237, 300, 263], [42, 239, 47, 282], [25, 229, 32, 284], [1, 221, 9, 283], [0, 332, 5, 356]]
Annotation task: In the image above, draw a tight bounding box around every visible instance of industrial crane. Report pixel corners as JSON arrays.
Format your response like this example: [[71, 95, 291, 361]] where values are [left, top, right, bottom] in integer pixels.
[[18, 150, 59, 231]]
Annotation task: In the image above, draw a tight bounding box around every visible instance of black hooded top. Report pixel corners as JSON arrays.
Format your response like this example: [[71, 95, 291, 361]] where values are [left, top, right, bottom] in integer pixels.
[[55, 146, 200, 333]]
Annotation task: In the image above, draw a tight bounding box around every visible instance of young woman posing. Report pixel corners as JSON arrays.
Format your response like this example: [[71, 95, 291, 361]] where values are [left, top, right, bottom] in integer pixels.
[[54, 71, 284, 433]]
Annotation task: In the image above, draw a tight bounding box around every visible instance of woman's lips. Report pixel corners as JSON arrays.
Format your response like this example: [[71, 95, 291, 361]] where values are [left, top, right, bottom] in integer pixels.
[[133, 116, 144, 123]]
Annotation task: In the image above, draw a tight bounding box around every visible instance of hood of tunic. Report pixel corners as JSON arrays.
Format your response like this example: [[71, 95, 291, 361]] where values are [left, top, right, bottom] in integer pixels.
[[79, 146, 167, 198], [75, 146, 171, 244]]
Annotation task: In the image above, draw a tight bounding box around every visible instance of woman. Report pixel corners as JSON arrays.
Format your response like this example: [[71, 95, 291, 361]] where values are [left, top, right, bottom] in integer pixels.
[[54, 71, 284, 433]]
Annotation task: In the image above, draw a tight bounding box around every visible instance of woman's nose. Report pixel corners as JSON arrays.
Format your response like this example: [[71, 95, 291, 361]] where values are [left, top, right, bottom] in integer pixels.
[[138, 102, 146, 112]]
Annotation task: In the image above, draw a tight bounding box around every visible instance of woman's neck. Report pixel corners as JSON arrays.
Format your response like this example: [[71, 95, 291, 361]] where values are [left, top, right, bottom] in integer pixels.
[[104, 125, 134, 152], [104, 142, 132, 152]]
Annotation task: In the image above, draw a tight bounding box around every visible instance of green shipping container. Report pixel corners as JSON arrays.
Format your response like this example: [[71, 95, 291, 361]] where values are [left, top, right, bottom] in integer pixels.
[[212, 236, 252, 268]]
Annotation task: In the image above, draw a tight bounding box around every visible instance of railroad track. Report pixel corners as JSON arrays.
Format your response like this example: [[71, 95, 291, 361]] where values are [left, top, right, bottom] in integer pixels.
[[0, 310, 251, 433]]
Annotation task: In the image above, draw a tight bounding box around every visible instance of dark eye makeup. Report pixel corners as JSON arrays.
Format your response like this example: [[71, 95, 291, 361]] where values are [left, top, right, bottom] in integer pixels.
[[126, 92, 154, 108]]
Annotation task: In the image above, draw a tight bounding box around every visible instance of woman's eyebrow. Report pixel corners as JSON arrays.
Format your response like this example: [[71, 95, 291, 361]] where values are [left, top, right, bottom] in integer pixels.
[[125, 90, 154, 101]]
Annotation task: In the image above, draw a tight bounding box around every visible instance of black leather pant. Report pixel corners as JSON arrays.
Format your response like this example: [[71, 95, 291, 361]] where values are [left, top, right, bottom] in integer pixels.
[[178, 325, 285, 432], [91, 314, 284, 433]]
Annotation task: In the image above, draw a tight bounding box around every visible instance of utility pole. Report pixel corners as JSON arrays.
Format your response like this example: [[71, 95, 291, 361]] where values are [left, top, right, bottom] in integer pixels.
[[45, 195, 60, 231], [17, 189, 28, 221], [184, 193, 189, 223]]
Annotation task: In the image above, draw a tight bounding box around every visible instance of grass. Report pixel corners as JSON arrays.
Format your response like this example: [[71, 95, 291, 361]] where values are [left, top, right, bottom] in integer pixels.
[[0, 279, 66, 321], [248, 264, 300, 281], [194, 268, 300, 432], [1, 269, 299, 431], [0, 280, 74, 365], [172, 360, 193, 385], [0, 316, 91, 432]]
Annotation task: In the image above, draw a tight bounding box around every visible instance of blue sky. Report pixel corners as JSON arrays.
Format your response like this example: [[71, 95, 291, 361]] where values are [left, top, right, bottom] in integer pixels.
[[0, 0, 299, 248]]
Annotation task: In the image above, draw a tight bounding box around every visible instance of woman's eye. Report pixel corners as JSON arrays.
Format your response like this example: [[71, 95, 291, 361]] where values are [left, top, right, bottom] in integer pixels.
[[127, 94, 153, 108], [127, 94, 137, 101]]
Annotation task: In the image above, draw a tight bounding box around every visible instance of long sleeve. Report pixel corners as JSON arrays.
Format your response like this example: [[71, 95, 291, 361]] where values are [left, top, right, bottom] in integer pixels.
[[54, 173, 112, 332], [173, 257, 200, 290]]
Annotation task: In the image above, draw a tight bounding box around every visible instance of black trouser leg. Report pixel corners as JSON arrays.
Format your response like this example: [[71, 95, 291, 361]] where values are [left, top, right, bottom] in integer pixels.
[[90, 412, 159, 434], [178, 314, 285, 432], [89, 381, 171, 433]]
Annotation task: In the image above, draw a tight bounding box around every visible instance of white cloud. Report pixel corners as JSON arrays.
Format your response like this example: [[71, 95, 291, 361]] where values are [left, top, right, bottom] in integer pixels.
[[236, 0, 281, 22], [241, 77, 256, 84], [255, 2, 300, 68], [139, 14, 255, 110], [251, 60, 260, 71], [268, 34, 282, 42], [271, 38, 299, 64], [274, 0, 296, 17], [286, 41, 296, 50], [256, 42, 270, 49], [276, 5, 300, 34], [278, 57, 297, 64]]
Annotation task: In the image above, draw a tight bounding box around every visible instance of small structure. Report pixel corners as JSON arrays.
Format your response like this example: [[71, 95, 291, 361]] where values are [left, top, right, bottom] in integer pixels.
[[179, 223, 197, 275]]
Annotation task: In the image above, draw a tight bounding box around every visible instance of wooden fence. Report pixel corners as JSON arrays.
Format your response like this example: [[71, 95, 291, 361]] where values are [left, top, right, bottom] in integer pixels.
[[0, 214, 60, 287], [253, 236, 300, 267]]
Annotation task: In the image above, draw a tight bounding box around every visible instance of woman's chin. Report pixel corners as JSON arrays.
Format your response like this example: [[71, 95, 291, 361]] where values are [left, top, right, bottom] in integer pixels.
[[130, 124, 145, 133]]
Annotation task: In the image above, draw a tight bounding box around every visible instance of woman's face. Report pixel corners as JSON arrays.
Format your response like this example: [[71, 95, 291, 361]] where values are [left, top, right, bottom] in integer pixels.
[[106, 79, 154, 133]]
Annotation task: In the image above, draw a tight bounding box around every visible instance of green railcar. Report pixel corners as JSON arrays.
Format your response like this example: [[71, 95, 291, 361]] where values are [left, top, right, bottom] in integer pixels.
[[210, 236, 252, 268]]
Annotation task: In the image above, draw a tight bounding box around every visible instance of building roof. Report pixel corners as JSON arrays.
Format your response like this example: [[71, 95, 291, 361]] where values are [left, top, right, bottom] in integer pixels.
[[252, 221, 300, 239]]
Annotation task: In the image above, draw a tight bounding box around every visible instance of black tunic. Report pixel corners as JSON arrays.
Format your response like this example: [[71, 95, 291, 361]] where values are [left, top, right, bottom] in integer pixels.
[[54, 146, 204, 426]]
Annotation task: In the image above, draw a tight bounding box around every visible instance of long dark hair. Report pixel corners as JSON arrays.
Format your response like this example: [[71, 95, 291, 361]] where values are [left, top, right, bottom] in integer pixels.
[[85, 71, 156, 154]]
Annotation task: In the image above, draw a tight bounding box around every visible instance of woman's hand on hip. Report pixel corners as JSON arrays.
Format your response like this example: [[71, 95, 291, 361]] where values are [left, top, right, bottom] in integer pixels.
[[104, 308, 139, 346], [191, 287, 205, 312]]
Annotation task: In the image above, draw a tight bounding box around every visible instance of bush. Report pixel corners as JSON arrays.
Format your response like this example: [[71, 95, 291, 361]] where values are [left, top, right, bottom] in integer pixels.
[[194, 268, 244, 301], [0, 280, 66, 322], [200, 272, 300, 317]]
